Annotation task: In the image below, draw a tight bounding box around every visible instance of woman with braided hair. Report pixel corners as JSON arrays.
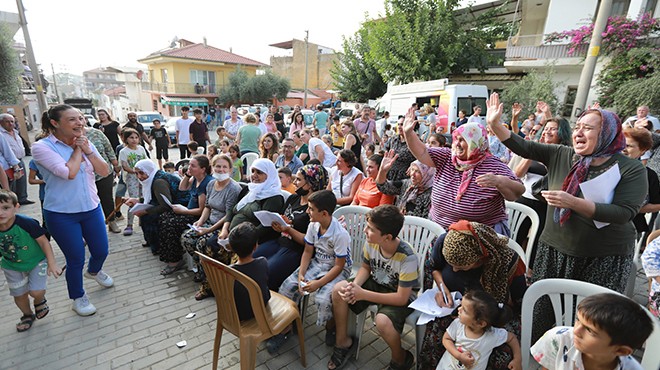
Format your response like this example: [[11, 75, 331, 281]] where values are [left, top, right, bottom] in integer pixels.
[[419, 220, 527, 370]]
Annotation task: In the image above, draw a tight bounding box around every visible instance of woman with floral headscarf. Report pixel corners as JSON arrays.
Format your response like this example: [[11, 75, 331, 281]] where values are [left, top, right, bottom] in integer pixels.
[[419, 220, 527, 370], [253, 164, 330, 291], [486, 93, 647, 341], [376, 149, 435, 218], [402, 107, 525, 234]]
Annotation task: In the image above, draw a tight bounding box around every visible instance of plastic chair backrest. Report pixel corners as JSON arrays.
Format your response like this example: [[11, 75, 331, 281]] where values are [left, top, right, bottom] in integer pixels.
[[198, 253, 273, 337], [505, 201, 539, 267], [400, 216, 445, 294], [281, 190, 291, 202], [499, 234, 528, 269], [240, 152, 259, 173], [333, 206, 371, 274], [520, 278, 652, 370]]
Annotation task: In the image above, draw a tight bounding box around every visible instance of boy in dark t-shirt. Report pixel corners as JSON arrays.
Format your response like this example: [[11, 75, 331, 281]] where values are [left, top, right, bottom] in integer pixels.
[[228, 222, 270, 321], [149, 119, 172, 169]]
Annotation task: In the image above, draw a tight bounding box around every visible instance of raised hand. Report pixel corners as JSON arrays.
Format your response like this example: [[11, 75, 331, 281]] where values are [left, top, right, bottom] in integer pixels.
[[380, 150, 399, 173], [402, 106, 417, 133], [486, 93, 504, 126], [511, 103, 522, 118]]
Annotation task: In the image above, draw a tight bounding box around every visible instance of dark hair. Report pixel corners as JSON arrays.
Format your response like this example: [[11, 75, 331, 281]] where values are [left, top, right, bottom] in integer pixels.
[[368, 154, 383, 167], [0, 189, 18, 205], [97, 108, 112, 121], [193, 108, 203, 115], [41, 104, 76, 135], [307, 159, 322, 165], [229, 144, 240, 155], [260, 133, 280, 160], [463, 290, 511, 330], [187, 141, 199, 151], [181, 106, 190, 112], [192, 154, 211, 175], [278, 167, 292, 177], [366, 143, 376, 154], [216, 126, 226, 133], [332, 115, 340, 122], [228, 222, 258, 258], [163, 162, 175, 169], [578, 293, 653, 349], [543, 117, 572, 146], [367, 205, 404, 238], [153, 119, 161, 124], [121, 127, 140, 141], [308, 190, 337, 214], [337, 149, 358, 167], [207, 144, 219, 156]]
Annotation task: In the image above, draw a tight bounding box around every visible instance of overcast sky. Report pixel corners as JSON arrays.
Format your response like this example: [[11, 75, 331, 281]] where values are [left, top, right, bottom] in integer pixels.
[[0, 0, 489, 75]]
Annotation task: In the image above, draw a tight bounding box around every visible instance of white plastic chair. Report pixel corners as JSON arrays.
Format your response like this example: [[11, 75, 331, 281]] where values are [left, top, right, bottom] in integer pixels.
[[520, 278, 660, 370], [505, 201, 540, 268], [240, 152, 259, 174], [498, 233, 528, 269], [353, 216, 445, 361], [626, 212, 652, 297]]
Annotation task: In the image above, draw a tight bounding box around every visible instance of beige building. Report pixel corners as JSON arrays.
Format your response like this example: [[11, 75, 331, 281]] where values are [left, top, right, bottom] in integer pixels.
[[270, 39, 338, 91]]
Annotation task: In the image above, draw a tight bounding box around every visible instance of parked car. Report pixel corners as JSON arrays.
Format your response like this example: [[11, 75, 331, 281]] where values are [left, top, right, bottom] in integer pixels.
[[165, 116, 179, 144], [135, 111, 164, 134], [337, 109, 354, 120], [301, 109, 315, 127]]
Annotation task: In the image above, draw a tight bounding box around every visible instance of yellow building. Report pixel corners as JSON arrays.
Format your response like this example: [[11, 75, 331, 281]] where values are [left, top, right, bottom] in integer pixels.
[[138, 39, 267, 116], [270, 39, 338, 91]]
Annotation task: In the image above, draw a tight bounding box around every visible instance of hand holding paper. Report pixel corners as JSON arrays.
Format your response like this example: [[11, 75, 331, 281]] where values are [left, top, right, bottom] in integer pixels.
[[253, 211, 289, 228]]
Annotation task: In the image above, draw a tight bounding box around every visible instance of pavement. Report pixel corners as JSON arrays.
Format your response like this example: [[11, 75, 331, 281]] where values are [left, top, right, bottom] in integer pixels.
[[0, 130, 652, 370]]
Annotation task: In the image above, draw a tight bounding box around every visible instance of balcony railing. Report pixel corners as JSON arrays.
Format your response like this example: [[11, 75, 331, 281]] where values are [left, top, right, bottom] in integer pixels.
[[140, 82, 224, 95]]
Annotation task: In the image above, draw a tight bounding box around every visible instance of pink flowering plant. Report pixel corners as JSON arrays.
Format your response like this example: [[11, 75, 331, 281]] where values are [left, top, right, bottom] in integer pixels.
[[544, 13, 660, 56]]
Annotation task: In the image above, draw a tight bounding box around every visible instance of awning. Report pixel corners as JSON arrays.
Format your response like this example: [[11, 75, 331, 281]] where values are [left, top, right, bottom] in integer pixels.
[[160, 96, 209, 106]]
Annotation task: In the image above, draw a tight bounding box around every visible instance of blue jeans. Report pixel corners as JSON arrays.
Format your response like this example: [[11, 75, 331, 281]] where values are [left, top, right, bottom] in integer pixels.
[[253, 239, 303, 291], [44, 206, 108, 299]]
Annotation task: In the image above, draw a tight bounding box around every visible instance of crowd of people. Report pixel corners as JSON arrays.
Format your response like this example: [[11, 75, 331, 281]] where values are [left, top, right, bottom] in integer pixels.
[[1, 98, 659, 370]]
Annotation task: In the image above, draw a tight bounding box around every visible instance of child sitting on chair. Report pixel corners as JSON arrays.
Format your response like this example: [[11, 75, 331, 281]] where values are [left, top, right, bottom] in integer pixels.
[[228, 222, 270, 321], [531, 293, 653, 370]]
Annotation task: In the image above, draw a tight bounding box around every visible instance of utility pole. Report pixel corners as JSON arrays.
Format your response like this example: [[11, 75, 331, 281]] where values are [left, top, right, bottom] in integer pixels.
[[51, 63, 60, 104], [571, 0, 612, 120], [16, 0, 48, 115], [303, 30, 309, 109]]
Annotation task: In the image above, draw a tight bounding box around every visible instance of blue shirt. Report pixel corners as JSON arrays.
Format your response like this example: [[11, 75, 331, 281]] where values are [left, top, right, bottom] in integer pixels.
[[28, 159, 45, 201], [188, 175, 213, 209], [0, 133, 19, 170], [275, 155, 304, 176]]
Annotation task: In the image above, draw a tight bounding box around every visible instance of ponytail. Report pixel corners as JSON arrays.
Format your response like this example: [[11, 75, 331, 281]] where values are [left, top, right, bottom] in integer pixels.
[[463, 290, 512, 330], [41, 104, 75, 135]]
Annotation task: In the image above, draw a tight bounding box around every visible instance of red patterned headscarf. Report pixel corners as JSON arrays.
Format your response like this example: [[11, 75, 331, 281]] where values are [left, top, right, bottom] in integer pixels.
[[555, 109, 625, 225], [451, 122, 491, 201]]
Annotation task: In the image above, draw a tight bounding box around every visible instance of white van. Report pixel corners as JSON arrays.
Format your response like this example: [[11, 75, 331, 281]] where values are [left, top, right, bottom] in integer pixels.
[[374, 79, 488, 134]]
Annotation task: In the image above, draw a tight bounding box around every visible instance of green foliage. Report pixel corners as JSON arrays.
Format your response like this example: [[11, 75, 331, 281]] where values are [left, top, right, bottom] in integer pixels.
[[331, 27, 387, 102], [501, 69, 562, 118], [597, 47, 660, 107], [612, 73, 660, 118], [219, 68, 290, 105], [0, 24, 19, 105]]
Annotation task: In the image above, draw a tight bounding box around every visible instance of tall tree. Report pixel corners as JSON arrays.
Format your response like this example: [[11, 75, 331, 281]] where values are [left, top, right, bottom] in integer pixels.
[[0, 24, 19, 105], [331, 27, 387, 102], [218, 68, 290, 105], [501, 68, 562, 119]]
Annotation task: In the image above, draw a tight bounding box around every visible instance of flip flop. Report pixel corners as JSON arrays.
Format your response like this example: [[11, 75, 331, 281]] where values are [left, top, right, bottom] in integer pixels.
[[160, 259, 185, 276], [34, 299, 49, 320], [17, 314, 35, 332]]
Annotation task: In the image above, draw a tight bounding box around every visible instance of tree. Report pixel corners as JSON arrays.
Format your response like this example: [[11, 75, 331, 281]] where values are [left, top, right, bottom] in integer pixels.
[[218, 68, 290, 105], [612, 72, 660, 118], [597, 47, 660, 107], [500, 68, 563, 119], [0, 24, 19, 105], [331, 27, 387, 102]]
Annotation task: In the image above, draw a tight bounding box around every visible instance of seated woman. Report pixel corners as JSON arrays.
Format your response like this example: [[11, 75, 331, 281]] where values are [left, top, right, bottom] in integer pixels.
[[253, 164, 329, 291], [180, 154, 242, 299], [327, 149, 363, 206], [376, 149, 435, 218], [351, 154, 394, 207], [259, 133, 280, 163], [128, 160, 191, 255], [419, 220, 527, 370], [158, 154, 213, 276]]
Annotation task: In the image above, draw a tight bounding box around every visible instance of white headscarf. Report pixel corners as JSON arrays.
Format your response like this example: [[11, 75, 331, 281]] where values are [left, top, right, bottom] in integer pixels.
[[236, 158, 281, 210], [134, 159, 158, 204]]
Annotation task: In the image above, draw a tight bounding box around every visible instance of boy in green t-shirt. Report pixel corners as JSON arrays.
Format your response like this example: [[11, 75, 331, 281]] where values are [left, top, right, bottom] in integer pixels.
[[0, 190, 62, 332]]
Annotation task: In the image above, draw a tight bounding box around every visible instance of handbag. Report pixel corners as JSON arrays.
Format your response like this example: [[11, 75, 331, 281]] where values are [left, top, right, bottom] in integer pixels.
[[531, 174, 548, 203]]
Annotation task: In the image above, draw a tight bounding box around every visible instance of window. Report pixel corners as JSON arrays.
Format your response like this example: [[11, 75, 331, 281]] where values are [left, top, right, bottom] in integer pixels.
[[457, 97, 487, 118], [161, 69, 168, 83], [596, 0, 630, 17], [562, 86, 578, 117], [644, 0, 657, 14], [190, 70, 217, 93]]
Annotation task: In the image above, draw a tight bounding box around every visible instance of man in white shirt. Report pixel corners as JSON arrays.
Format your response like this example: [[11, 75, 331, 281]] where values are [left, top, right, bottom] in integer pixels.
[[175, 106, 194, 158], [0, 114, 31, 204], [623, 105, 660, 132], [300, 128, 336, 168]]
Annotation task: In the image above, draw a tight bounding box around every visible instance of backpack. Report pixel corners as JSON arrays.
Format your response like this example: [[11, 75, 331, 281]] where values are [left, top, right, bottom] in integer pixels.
[[152, 170, 191, 206]]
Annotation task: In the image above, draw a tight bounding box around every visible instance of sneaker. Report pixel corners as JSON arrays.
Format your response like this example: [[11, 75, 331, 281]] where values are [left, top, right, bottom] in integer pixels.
[[108, 221, 121, 233], [84, 270, 114, 288], [266, 333, 289, 354], [72, 295, 96, 316], [123, 226, 133, 236]]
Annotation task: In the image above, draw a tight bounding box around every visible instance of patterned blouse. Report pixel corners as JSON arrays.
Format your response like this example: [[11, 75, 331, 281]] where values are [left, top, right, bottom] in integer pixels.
[[377, 178, 432, 218]]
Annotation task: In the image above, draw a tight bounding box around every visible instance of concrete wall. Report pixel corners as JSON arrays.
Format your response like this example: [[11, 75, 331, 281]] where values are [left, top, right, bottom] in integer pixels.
[[271, 39, 338, 90]]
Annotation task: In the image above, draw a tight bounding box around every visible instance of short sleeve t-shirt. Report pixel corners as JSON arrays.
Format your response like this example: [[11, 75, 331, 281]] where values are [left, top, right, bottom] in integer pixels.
[[189, 121, 208, 145], [151, 127, 169, 147], [308, 138, 337, 167], [0, 215, 47, 271], [437, 319, 508, 370], [231, 158, 244, 181], [188, 175, 213, 209], [28, 159, 45, 201], [238, 125, 261, 153], [531, 326, 643, 370], [304, 218, 351, 268], [363, 239, 419, 295], [314, 111, 329, 129], [118, 146, 148, 169], [175, 117, 194, 145], [232, 257, 270, 321]]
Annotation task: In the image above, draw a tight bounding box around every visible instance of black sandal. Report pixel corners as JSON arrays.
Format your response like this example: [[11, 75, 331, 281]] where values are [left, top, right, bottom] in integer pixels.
[[34, 299, 49, 320], [327, 337, 357, 370], [387, 350, 414, 370], [17, 314, 35, 332], [194, 287, 214, 301]]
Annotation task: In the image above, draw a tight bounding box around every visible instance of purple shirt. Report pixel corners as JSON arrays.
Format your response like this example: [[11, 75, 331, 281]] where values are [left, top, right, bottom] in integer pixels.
[[353, 118, 376, 146]]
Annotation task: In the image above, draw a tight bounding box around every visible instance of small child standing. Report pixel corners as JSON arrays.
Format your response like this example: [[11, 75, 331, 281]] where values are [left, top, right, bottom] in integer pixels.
[[268, 190, 351, 353], [229, 144, 244, 181], [228, 222, 270, 321], [278, 167, 296, 194], [0, 190, 62, 332], [149, 119, 171, 169], [439, 290, 522, 370], [642, 229, 660, 317], [214, 127, 227, 146], [118, 128, 147, 236], [531, 293, 653, 370]]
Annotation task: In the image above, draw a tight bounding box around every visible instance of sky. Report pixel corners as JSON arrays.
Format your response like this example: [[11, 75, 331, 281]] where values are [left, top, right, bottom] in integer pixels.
[[0, 0, 491, 76]]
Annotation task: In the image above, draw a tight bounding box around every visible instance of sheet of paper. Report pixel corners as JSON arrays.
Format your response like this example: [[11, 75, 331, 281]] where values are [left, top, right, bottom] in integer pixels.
[[217, 238, 230, 251], [253, 210, 288, 228], [578, 163, 621, 229], [160, 194, 173, 208], [129, 203, 153, 213], [408, 288, 461, 322]]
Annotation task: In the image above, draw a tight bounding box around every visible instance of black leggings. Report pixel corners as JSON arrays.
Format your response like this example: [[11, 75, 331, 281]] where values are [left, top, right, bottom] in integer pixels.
[[95, 174, 115, 219]]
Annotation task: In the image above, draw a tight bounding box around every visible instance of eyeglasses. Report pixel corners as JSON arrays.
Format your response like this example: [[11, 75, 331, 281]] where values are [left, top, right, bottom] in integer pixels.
[[282, 144, 294, 148]]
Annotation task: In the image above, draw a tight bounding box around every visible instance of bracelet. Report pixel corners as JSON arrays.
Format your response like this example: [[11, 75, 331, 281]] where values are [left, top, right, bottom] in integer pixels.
[[84, 151, 94, 156]]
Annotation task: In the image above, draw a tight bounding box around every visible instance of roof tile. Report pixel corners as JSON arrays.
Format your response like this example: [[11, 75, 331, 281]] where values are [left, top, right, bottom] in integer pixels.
[[155, 43, 267, 67]]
